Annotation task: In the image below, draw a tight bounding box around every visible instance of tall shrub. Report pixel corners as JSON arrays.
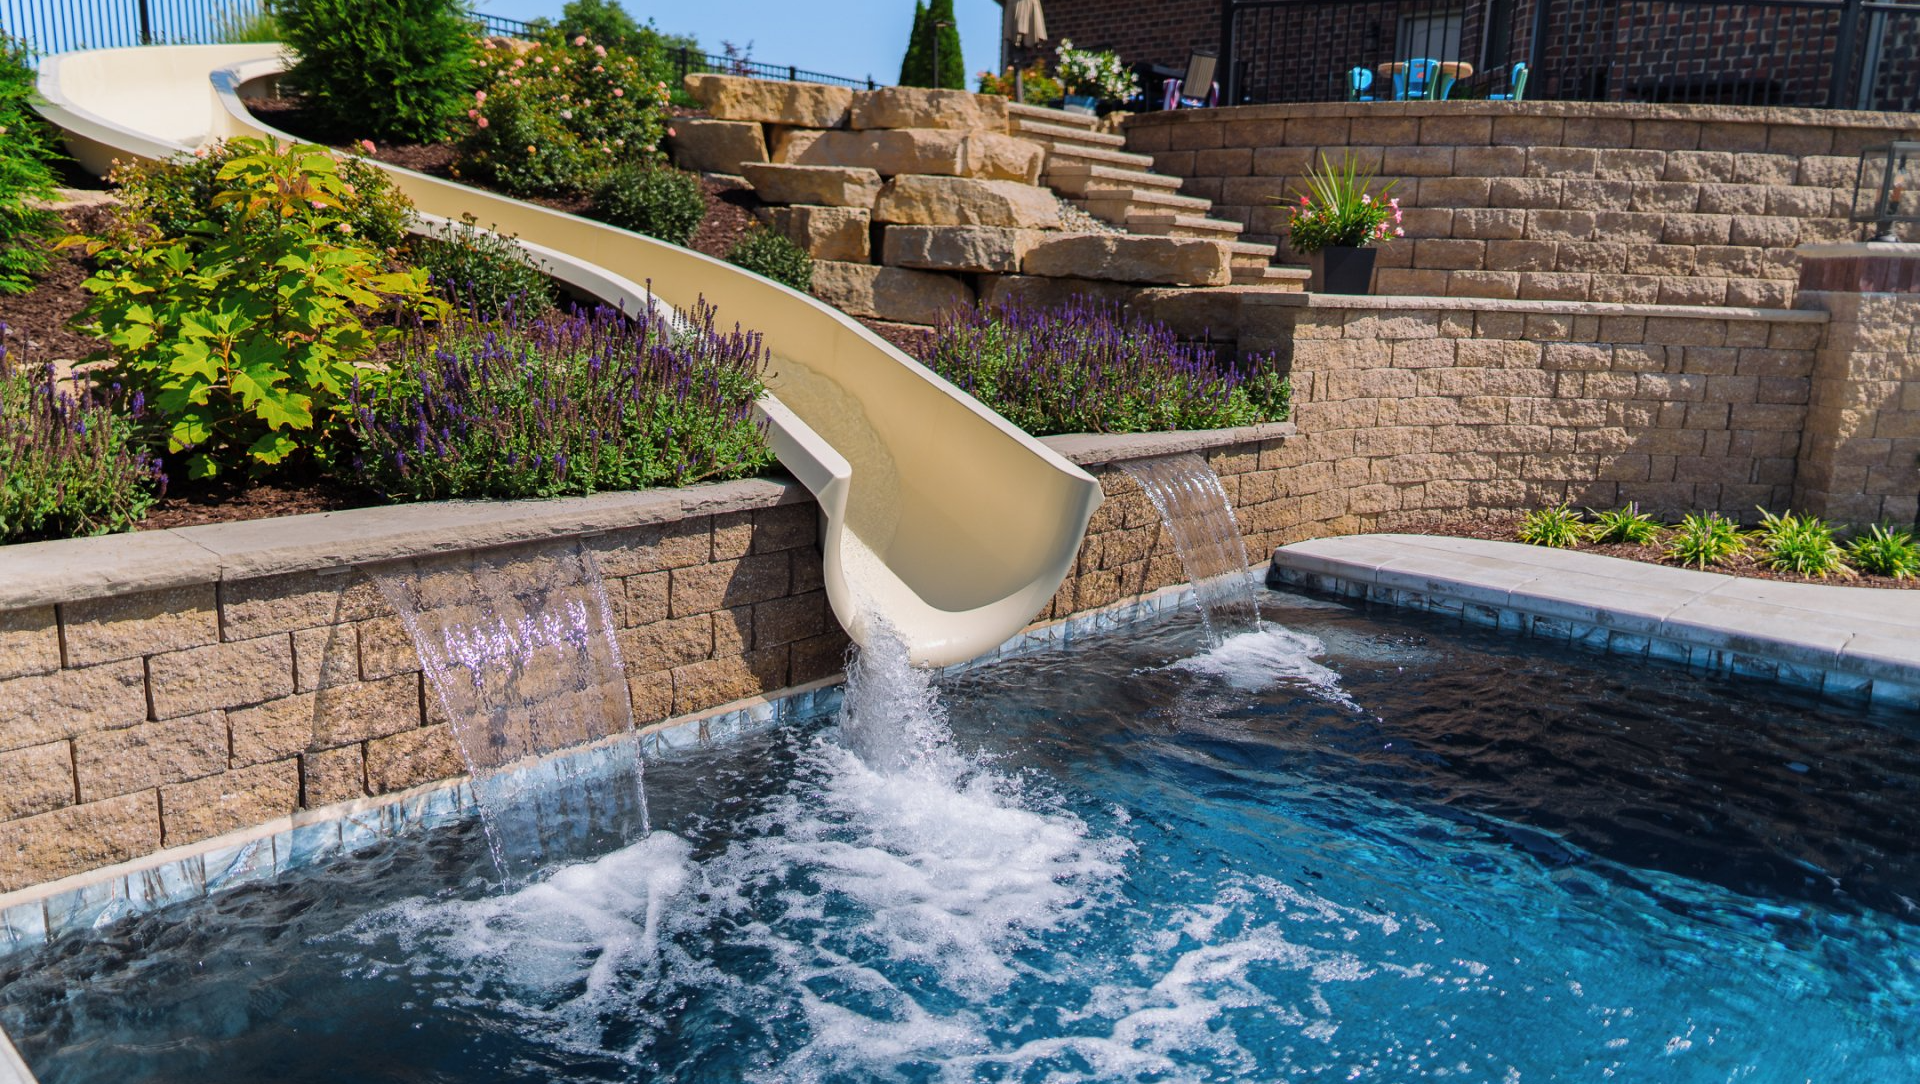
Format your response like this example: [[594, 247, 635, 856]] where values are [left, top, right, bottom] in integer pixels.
[[0, 34, 60, 294], [897, 0, 964, 89], [898, 1, 931, 86], [278, 0, 479, 143]]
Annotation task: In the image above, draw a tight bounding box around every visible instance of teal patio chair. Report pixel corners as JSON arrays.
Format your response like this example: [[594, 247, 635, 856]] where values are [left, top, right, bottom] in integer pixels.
[[1348, 66, 1375, 101], [1395, 58, 1444, 100], [1489, 62, 1529, 101]]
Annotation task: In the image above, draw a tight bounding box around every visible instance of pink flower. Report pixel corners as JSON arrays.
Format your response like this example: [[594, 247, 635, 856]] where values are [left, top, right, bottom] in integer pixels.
[[474, 90, 487, 103], [1299, 194, 1309, 206], [573, 34, 588, 46], [1394, 227, 1405, 236], [476, 117, 489, 129], [1361, 193, 1371, 204], [612, 88, 624, 97], [594, 44, 606, 57], [667, 127, 676, 137], [468, 108, 479, 119], [1388, 196, 1399, 208], [359, 139, 376, 154], [337, 223, 353, 234], [593, 65, 604, 73], [512, 58, 524, 68]]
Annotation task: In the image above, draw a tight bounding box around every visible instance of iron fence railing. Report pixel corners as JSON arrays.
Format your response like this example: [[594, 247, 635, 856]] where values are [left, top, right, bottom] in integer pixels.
[[1221, 0, 1920, 112], [2, 0, 878, 89]]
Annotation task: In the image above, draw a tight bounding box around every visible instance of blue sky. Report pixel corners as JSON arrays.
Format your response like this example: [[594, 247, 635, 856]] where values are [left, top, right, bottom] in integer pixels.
[[474, 0, 1007, 89]]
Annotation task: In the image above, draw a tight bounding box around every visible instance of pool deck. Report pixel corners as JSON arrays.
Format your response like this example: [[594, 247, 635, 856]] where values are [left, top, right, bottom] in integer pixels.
[[1269, 534, 1920, 709]]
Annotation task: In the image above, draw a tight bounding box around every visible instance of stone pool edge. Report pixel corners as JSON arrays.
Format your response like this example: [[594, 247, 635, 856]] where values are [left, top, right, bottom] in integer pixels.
[[0, 579, 1201, 968], [1269, 533, 1920, 708]]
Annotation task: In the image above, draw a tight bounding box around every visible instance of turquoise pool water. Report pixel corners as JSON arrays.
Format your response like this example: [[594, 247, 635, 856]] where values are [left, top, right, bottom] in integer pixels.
[[4, 588, 1917, 1082]]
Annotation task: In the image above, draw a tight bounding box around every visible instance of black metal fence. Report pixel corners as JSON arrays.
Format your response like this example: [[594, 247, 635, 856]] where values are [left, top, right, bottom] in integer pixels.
[[2, 0, 878, 89], [1222, 0, 1920, 112]]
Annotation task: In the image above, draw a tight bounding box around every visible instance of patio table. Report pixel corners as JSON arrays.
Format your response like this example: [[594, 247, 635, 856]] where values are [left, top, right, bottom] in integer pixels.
[[1374, 60, 1474, 81]]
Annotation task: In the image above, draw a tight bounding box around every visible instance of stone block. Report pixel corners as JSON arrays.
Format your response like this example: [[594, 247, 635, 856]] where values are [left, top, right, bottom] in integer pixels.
[[623, 572, 671, 628], [871, 174, 1062, 228], [779, 128, 1043, 182], [160, 760, 298, 846], [756, 204, 870, 261], [229, 674, 422, 764], [1382, 146, 1453, 177], [669, 553, 792, 618], [685, 73, 853, 128], [753, 592, 832, 647], [148, 635, 294, 720], [619, 614, 714, 673], [850, 86, 1006, 131], [976, 274, 1136, 310], [219, 571, 386, 639], [61, 584, 219, 668], [365, 725, 464, 795], [740, 163, 882, 207], [0, 791, 158, 893], [73, 713, 226, 803], [302, 744, 367, 807], [883, 225, 1038, 273], [292, 624, 358, 693], [671, 646, 790, 714], [752, 505, 818, 553], [1661, 213, 1732, 245], [0, 741, 74, 820], [1452, 145, 1528, 177], [0, 606, 59, 680], [667, 119, 769, 175], [810, 260, 974, 324], [1022, 234, 1232, 287], [0, 660, 148, 752]]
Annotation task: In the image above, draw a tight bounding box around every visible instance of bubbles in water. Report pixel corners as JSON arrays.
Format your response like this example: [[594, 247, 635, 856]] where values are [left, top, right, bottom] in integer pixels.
[[1173, 627, 1356, 708]]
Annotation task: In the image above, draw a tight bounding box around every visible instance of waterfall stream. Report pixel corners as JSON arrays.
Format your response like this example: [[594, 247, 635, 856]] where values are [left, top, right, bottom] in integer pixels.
[[1120, 452, 1262, 644]]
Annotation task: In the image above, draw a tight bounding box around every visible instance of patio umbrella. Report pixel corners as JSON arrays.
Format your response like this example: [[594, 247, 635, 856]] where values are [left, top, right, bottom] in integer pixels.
[[1003, 0, 1046, 102]]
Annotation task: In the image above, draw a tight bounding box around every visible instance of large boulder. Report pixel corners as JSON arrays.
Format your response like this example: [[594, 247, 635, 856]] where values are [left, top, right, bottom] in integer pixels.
[[683, 74, 853, 128], [811, 261, 974, 325], [773, 128, 1044, 183], [882, 226, 1040, 274], [850, 86, 1008, 132], [667, 119, 767, 175], [741, 163, 882, 207], [978, 274, 1138, 309], [872, 175, 1062, 229], [757, 205, 871, 262], [1022, 235, 1234, 287]]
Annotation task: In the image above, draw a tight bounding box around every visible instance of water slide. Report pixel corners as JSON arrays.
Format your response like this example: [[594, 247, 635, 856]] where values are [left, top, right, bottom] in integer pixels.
[[34, 44, 1102, 668]]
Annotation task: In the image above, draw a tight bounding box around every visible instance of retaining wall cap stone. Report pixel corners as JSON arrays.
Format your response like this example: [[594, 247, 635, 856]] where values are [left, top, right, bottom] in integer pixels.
[[1239, 292, 1830, 322], [1041, 423, 1295, 466], [1124, 100, 1920, 130]]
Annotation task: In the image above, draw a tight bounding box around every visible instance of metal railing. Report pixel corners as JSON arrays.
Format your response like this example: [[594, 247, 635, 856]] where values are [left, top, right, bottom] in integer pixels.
[[2, 0, 880, 90], [1220, 0, 1920, 112]]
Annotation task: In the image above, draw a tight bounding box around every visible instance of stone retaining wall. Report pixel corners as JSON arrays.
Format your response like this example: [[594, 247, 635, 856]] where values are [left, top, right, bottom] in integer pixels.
[[1124, 101, 1920, 304]]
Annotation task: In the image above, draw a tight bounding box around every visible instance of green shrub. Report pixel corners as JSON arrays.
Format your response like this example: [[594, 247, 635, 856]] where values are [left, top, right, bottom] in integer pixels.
[[218, 8, 284, 43], [71, 138, 445, 480], [0, 34, 61, 295], [1665, 512, 1745, 568], [349, 300, 771, 500], [1589, 503, 1663, 545], [593, 161, 705, 245], [278, 0, 479, 143], [1754, 508, 1852, 578], [113, 142, 414, 254], [1516, 503, 1587, 548], [1, 334, 164, 542], [416, 214, 556, 316], [726, 226, 812, 291], [1847, 523, 1920, 580], [456, 34, 673, 197]]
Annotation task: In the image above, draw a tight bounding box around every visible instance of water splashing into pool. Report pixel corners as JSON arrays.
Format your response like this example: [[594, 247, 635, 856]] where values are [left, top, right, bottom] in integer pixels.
[[372, 540, 648, 882], [1120, 453, 1260, 643]]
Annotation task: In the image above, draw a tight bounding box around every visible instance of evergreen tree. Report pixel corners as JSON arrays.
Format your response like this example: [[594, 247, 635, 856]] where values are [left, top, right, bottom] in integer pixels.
[[928, 0, 964, 90], [898, 0, 931, 86]]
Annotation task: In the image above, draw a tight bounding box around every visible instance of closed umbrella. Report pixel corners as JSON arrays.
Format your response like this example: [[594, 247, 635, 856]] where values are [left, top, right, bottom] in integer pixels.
[[1002, 0, 1047, 102]]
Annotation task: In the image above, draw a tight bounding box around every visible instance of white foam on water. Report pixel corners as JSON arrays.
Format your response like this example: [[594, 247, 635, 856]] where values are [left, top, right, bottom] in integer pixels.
[[1171, 626, 1357, 708]]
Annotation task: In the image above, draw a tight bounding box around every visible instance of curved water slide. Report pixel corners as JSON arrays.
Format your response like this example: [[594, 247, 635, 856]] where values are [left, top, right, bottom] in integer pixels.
[[35, 44, 1103, 667]]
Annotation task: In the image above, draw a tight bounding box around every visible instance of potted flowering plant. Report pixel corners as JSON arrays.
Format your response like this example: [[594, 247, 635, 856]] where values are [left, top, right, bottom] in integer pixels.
[[1054, 40, 1137, 114], [1283, 153, 1403, 294]]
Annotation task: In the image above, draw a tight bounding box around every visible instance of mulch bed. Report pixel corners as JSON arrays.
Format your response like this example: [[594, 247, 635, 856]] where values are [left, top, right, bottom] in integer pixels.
[[1400, 511, 1919, 590], [0, 206, 116, 367], [140, 476, 381, 531]]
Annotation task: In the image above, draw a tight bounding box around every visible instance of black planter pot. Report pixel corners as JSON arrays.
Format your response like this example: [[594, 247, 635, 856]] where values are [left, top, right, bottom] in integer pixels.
[[1308, 246, 1378, 294]]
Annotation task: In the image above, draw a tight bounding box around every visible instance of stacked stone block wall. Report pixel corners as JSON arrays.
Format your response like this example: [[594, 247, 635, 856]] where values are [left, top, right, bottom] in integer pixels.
[[1125, 102, 1920, 305], [1792, 290, 1920, 524]]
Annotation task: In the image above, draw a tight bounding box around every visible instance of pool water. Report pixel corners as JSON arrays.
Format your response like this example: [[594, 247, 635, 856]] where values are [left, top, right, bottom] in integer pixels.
[[5, 588, 1919, 1082]]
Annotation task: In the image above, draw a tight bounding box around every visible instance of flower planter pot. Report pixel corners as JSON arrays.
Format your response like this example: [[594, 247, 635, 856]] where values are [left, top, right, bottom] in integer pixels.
[[1062, 94, 1099, 115], [1308, 245, 1377, 294]]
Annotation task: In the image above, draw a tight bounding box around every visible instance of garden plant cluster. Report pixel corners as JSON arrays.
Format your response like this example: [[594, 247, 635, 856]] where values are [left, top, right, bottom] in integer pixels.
[[1517, 502, 1920, 580]]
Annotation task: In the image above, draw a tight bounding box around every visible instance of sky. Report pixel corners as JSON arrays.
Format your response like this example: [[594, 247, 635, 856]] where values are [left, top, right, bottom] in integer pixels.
[[474, 0, 1008, 89]]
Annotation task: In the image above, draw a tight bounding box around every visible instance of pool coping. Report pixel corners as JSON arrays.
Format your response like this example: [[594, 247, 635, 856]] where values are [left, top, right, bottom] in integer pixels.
[[1269, 533, 1920, 708]]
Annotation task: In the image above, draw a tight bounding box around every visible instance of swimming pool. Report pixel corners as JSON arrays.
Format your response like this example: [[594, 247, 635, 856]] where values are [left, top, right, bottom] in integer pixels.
[[4, 587, 1916, 1082]]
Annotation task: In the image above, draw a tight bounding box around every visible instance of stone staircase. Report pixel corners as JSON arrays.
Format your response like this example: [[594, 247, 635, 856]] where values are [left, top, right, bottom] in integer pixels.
[[1008, 103, 1302, 289]]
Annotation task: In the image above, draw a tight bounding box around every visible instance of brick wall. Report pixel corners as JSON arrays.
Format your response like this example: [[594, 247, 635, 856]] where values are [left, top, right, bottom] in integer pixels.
[[1125, 101, 1920, 305], [1022, 0, 1218, 74]]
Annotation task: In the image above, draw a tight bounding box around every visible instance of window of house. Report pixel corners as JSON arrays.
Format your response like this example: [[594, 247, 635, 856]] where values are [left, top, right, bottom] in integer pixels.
[[1397, 10, 1464, 62]]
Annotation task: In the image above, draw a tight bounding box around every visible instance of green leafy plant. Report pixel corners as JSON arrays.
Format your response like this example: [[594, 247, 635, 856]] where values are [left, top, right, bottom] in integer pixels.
[[594, 161, 705, 246], [977, 61, 1063, 105], [1589, 502, 1663, 545], [456, 33, 674, 196], [1665, 512, 1746, 568], [112, 142, 414, 253], [1516, 503, 1587, 548], [349, 299, 771, 500], [218, 8, 284, 43], [70, 138, 446, 480], [415, 214, 556, 316], [1, 331, 164, 542], [0, 34, 61, 294], [1754, 508, 1852, 578], [726, 226, 813, 291], [1053, 39, 1135, 101], [278, 0, 480, 143], [1283, 153, 1402, 255], [1847, 523, 1920, 580]]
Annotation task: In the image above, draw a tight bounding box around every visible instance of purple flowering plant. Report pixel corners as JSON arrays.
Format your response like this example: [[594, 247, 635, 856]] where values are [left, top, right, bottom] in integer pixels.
[[349, 296, 773, 501], [0, 327, 165, 542], [926, 296, 1290, 436]]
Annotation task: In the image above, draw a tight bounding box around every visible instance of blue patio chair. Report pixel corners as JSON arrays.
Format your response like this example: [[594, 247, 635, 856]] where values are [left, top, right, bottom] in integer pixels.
[[1488, 62, 1529, 101], [1393, 58, 1442, 100], [1347, 66, 1375, 102]]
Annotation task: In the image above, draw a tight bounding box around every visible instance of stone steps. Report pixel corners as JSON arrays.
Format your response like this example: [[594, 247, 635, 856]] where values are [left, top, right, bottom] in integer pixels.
[[1078, 184, 1214, 214], [1006, 101, 1100, 130], [1008, 118, 1129, 151], [1125, 213, 1245, 240], [1036, 141, 1161, 173], [1234, 265, 1308, 288], [1042, 162, 1185, 195]]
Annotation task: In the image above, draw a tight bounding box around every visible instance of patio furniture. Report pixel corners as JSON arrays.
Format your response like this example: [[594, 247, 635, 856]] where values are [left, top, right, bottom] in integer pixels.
[[1375, 59, 1473, 100], [1488, 62, 1529, 101], [1347, 66, 1375, 101], [1161, 49, 1220, 109]]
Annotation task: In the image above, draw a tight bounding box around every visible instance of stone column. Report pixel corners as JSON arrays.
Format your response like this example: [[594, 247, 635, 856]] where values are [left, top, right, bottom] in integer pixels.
[[1792, 242, 1920, 527]]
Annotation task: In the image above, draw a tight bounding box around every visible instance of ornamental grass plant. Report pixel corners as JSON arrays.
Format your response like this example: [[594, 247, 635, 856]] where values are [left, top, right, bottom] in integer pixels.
[[1516, 503, 1587, 548], [926, 296, 1290, 436], [1665, 511, 1746, 568], [1754, 508, 1852, 578], [348, 298, 772, 501], [1283, 153, 1403, 255], [1589, 502, 1663, 545], [1847, 523, 1920, 580]]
